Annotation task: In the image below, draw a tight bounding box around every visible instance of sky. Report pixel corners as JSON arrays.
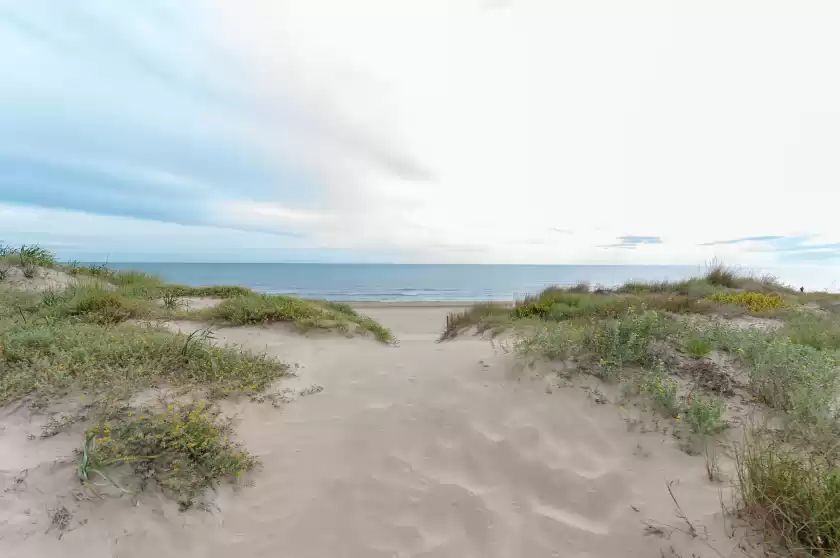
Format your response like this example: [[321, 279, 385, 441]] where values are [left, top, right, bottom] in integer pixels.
[[1, 0, 839, 265]]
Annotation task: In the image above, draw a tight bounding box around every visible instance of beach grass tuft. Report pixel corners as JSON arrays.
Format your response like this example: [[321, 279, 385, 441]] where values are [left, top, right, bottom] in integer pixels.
[[192, 294, 394, 343], [82, 400, 257, 509]]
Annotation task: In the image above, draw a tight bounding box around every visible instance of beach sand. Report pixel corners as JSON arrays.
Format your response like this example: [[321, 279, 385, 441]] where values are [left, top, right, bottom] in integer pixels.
[[1, 303, 742, 557]]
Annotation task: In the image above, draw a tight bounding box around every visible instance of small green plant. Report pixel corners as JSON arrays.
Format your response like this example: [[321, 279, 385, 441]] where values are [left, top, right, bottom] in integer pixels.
[[82, 401, 258, 508], [683, 393, 725, 434], [161, 291, 181, 310], [41, 289, 65, 307], [639, 361, 680, 417], [77, 432, 133, 495], [685, 336, 712, 358], [0, 265, 9, 281]]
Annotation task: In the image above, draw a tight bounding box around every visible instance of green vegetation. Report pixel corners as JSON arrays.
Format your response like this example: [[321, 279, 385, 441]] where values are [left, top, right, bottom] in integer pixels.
[[683, 394, 725, 434], [81, 401, 257, 509], [0, 320, 287, 404], [781, 312, 840, 350], [158, 284, 254, 298], [440, 264, 798, 341], [736, 430, 840, 556], [190, 294, 393, 343], [441, 303, 512, 340], [513, 323, 580, 361], [685, 335, 712, 357], [0, 243, 393, 508], [639, 362, 680, 417], [704, 326, 840, 427], [583, 308, 668, 377], [704, 261, 741, 288]]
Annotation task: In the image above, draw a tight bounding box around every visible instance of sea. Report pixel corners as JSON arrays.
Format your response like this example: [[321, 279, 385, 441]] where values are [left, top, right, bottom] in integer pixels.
[[103, 263, 840, 301]]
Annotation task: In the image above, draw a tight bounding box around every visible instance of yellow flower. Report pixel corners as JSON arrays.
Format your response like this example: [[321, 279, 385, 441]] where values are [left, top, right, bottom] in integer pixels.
[[675, 415, 681, 421]]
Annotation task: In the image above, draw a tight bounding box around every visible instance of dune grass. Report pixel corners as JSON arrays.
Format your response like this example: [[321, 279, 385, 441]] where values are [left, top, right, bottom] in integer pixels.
[[158, 284, 254, 298], [0, 319, 288, 404], [81, 400, 258, 509], [188, 294, 394, 343], [736, 429, 840, 556]]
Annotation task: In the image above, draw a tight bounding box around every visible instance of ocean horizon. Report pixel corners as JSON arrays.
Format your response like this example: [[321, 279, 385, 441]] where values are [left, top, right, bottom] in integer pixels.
[[103, 263, 840, 301]]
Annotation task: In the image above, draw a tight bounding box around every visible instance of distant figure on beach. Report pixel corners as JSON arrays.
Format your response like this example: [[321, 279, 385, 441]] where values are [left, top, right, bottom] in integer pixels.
[[800, 286, 805, 293]]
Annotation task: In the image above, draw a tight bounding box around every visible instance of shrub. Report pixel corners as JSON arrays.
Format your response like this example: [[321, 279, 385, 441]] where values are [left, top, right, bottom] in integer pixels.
[[709, 327, 840, 426], [514, 324, 581, 361], [583, 308, 667, 377], [782, 312, 840, 351], [683, 393, 725, 434], [81, 401, 257, 508], [707, 291, 787, 313]]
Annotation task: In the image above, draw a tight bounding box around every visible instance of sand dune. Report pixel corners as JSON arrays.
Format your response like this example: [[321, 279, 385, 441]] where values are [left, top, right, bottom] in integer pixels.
[[1, 305, 743, 557]]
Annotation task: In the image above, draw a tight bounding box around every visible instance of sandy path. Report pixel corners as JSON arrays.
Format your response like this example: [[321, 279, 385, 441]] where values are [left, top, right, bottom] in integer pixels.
[[1, 306, 741, 557]]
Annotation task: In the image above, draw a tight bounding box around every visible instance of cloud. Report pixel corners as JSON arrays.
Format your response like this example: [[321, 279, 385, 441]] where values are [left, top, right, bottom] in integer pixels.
[[700, 235, 787, 246], [599, 236, 663, 249], [698, 235, 840, 263]]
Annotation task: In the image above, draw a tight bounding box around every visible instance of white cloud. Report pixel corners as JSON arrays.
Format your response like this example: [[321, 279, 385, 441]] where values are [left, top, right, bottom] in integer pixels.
[[192, 0, 840, 264]]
